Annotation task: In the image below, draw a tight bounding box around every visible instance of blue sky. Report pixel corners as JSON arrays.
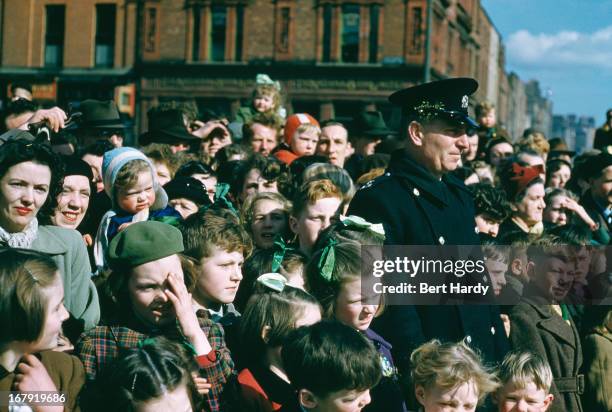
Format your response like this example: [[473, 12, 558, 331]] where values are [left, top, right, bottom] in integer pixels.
[[481, 0, 612, 124]]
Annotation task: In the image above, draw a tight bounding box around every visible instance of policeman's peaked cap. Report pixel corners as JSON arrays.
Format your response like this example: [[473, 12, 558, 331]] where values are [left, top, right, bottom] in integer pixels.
[[389, 77, 479, 128]]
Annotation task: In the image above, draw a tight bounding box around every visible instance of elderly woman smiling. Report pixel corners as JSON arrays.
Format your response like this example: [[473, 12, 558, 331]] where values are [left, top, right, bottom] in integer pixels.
[[0, 138, 99, 331], [497, 161, 546, 238]]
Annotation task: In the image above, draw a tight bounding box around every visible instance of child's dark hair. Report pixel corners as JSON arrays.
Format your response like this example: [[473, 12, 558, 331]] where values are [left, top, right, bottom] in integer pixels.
[[175, 159, 215, 179], [93, 337, 201, 412], [78, 140, 115, 157], [0, 140, 64, 218], [468, 182, 510, 222], [236, 247, 307, 312], [282, 320, 382, 397], [547, 223, 593, 246], [240, 282, 320, 363]]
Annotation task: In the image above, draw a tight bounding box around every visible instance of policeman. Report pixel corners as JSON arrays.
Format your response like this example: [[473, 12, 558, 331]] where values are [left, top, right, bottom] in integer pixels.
[[348, 78, 509, 381]]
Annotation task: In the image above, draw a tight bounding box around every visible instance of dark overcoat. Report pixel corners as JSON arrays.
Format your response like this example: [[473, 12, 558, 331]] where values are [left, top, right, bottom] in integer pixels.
[[347, 149, 509, 370], [509, 294, 584, 412]]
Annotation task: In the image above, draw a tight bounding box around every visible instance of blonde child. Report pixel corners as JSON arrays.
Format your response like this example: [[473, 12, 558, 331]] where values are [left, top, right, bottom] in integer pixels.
[[93, 147, 180, 272], [235, 74, 285, 124], [411, 340, 499, 412], [274, 113, 321, 165], [494, 351, 554, 412]]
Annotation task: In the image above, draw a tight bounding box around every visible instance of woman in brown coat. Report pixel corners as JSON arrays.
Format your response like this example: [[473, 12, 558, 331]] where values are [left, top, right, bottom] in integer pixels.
[[0, 249, 85, 412]]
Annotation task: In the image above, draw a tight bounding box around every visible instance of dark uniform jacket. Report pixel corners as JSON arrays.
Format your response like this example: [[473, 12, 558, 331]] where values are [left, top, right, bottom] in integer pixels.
[[347, 149, 509, 370], [593, 124, 612, 152], [509, 294, 584, 412]]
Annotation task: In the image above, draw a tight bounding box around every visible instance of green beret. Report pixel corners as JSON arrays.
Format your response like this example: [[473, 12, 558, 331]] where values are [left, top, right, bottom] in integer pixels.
[[108, 221, 184, 269]]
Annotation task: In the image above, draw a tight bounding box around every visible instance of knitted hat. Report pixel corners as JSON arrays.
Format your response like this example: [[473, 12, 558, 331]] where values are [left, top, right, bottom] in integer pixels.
[[284, 113, 320, 145], [108, 221, 184, 269], [163, 177, 212, 207], [102, 147, 168, 210]]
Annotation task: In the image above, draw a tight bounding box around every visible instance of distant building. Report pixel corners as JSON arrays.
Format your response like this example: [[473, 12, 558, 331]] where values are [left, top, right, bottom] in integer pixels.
[[552, 114, 596, 153], [0, 0, 514, 138], [504, 72, 528, 141], [525, 80, 553, 138]]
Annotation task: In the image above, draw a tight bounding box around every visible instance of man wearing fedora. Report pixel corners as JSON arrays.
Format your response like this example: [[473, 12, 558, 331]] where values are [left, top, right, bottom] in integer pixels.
[[139, 107, 202, 153], [348, 79, 509, 406], [344, 110, 396, 180], [76, 100, 125, 148]]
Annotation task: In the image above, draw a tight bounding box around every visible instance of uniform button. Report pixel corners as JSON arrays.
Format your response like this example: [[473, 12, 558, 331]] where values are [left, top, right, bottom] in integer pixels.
[[438, 236, 445, 245], [385, 172, 390, 177], [490, 326, 496, 335], [475, 226, 479, 234], [466, 335, 472, 344], [413, 188, 420, 196]]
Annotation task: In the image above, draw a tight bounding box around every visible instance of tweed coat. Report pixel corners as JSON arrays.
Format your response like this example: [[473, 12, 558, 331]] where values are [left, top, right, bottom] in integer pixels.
[[509, 294, 584, 412]]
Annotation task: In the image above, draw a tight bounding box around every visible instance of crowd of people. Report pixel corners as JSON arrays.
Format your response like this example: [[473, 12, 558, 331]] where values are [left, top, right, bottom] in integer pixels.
[[0, 76, 610, 412]]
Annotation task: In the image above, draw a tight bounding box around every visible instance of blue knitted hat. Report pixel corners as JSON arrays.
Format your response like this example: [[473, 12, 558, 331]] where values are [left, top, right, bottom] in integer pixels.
[[102, 147, 168, 210]]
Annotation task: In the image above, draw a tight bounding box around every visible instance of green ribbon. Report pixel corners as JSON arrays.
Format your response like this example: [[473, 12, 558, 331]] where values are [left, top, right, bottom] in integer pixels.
[[317, 238, 338, 282], [271, 235, 291, 272], [198, 182, 238, 215], [214, 183, 237, 214], [137, 337, 158, 348]]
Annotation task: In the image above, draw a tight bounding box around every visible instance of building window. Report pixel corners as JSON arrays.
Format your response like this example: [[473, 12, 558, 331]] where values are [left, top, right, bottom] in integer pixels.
[[95, 4, 116, 67], [45, 5, 65, 68], [210, 6, 226, 62], [274, 3, 294, 60], [340, 5, 359, 63], [318, 2, 382, 64], [278, 7, 290, 53], [191, 3, 245, 62], [410, 7, 423, 54]]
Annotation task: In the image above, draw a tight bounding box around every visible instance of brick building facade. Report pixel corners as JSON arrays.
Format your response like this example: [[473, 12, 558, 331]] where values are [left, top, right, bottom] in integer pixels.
[[0, 0, 513, 137]]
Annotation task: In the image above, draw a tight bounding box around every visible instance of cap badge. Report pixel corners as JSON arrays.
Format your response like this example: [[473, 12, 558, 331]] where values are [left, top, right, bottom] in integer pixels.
[[461, 95, 469, 109]]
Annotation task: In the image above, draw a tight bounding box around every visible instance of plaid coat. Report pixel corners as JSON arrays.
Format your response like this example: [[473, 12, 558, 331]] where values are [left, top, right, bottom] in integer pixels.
[[75, 310, 235, 412]]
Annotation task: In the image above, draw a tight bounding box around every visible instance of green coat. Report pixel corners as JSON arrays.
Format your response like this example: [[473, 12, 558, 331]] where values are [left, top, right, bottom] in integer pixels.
[[31, 225, 100, 331], [582, 329, 612, 412]]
